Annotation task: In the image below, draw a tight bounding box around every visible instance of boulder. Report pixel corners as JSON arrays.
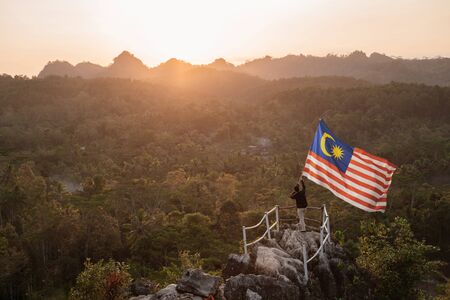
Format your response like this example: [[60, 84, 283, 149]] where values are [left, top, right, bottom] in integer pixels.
[[316, 253, 337, 299], [246, 289, 262, 300], [176, 269, 220, 297], [277, 229, 320, 260], [222, 253, 252, 279], [130, 295, 155, 300], [156, 284, 178, 300], [254, 246, 305, 286], [224, 274, 300, 300], [153, 284, 202, 300], [131, 278, 156, 296]]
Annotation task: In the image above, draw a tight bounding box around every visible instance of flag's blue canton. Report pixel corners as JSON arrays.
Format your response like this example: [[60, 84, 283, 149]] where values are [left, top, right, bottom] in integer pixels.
[[310, 120, 354, 173]]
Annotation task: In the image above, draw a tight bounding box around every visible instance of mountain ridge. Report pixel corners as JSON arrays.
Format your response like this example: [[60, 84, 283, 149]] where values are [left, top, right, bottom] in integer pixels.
[[37, 50, 450, 86]]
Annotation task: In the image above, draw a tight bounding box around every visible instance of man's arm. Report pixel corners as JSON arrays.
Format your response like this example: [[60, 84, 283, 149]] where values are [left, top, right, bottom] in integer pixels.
[[301, 179, 305, 191]]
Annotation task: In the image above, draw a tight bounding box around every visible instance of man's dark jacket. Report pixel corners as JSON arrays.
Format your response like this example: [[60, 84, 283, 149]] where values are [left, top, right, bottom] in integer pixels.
[[290, 180, 307, 208]]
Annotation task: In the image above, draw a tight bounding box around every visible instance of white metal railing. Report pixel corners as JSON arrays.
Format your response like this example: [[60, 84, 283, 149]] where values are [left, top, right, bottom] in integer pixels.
[[242, 204, 330, 282], [303, 205, 330, 281], [242, 205, 279, 254]]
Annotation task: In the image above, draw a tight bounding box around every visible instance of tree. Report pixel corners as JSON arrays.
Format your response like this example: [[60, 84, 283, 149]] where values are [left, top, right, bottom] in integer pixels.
[[0, 223, 28, 300], [82, 208, 123, 260], [217, 200, 241, 241], [357, 217, 440, 299]]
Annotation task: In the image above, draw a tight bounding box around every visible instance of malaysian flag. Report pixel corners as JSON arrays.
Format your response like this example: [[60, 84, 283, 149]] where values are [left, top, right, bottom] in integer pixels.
[[302, 120, 396, 212]]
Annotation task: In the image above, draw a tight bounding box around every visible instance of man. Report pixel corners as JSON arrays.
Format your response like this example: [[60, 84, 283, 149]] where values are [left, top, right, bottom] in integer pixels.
[[290, 178, 308, 232]]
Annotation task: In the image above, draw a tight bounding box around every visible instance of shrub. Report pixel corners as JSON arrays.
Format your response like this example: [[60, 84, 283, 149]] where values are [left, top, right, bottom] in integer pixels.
[[69, 259, 132, 300]]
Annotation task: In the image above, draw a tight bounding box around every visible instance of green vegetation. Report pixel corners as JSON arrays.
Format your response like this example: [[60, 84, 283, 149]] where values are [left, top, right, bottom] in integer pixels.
[[357, 217, 440, 299], [69, 259, 132, 300], [0, 74, 449, 298]]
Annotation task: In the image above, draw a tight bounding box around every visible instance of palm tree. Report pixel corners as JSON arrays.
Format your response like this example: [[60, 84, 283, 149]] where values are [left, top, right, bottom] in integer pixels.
[[122, 209, 152, 251]]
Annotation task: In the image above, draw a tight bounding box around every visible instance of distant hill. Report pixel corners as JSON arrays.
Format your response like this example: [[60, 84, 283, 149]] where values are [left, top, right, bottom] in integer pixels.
[[236, 51, 450, 85], [38, 51, 148, 79], [99, 51, 149, 79], [37, 50, 450, 86], [38, 60, 85, 78], [207, 58, 236, 71]]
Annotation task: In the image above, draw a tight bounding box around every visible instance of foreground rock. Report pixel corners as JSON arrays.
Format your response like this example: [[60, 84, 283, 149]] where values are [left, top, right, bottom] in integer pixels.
[[224, 274, 300, 300], [277, 228, 321, 259], [176, 269, 220, 297], [130, 284, 203, 300], [130, 278, 156, 296], [254, 246, 305, 286], [245, 289, 262, 300], [130, 226, 362, 300], [221, 226, 359, 299], [222, 253, 252, 279]]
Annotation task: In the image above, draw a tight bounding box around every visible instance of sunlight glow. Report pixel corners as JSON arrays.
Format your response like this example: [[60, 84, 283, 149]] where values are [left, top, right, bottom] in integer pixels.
[[1, 0, 449, 75]]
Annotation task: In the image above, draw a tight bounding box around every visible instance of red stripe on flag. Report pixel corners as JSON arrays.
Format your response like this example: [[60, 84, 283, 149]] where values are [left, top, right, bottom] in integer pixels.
[[354, 148, 397, 170], [346, 165, 390, 189], [350, 159, 393, 181], [305, 157, 387, 203], [308, 151, 388, 195], [303, 167, 386, 211], [352, 151, 395, 175]]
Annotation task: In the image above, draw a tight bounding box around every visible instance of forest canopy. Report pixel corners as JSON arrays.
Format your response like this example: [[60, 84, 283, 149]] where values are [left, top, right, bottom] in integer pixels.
[[0, 74, 449, 299]]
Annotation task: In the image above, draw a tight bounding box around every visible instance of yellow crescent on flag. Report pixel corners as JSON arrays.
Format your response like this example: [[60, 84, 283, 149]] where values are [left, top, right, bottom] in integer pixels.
[[320, 132, 335, 157]]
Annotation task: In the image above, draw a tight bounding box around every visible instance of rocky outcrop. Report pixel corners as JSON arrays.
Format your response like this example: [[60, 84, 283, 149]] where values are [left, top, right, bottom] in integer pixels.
[[130, 225, 360, 300], [130, 284, 203, 300], [222, 226, 356, 299], [222, 253, 252, 279], [277, 228, 321, 259], [130, 278, 156, 296], [254, 246, 305, 286], [130, 270, 220, 300], [245, 289, 262, 300], [176, 269, 220, 297], [223, 274, 300, 300]]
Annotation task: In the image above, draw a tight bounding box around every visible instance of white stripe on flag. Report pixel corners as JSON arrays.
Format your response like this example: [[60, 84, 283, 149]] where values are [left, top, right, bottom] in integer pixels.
[[303, 169, 385, 212], [303, 150, 395, 212], [306, 154, 387, 198], [304, 161, 386, 206]]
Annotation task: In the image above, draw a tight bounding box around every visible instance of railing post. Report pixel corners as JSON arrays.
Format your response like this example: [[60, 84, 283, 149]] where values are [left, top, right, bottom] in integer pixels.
[[320, 226, 324, 254], [275, 205, 280, 231], [321, 204, 325, 225], [302, 244, 308, 282], [327, 214, 331, 244], [265, 213, 272, 239], [242, 226, 247, 254]]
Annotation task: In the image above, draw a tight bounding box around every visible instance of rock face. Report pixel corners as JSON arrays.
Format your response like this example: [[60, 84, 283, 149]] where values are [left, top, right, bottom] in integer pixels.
[[223, 274, 300, 300], [220, 225, 356, 299], [129, 284, 203, 300], [254, 246, 305, 286], [279, 229, 317, 257], [222, 253, 252, 279], [245, 289, 262, 300], [130, 278, 156, 296], [130, 270, 221, 300], [176, 269, 220, 297], [155, 284, 201, 300], [130, 225, 360, 300]]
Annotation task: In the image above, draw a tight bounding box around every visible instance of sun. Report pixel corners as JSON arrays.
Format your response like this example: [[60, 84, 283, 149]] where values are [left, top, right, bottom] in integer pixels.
[[331, 145, 344, 160]]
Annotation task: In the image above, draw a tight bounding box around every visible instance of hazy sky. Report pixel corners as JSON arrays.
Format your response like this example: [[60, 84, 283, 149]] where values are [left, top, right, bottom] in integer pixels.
[[1, 0, 450, 76]]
